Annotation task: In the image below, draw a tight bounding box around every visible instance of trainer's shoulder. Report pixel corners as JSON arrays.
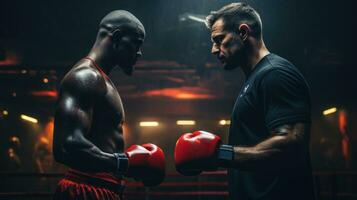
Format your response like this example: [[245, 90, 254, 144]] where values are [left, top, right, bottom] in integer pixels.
[[60, 61, 106, 96], [265, 54, 300, 72], [262, 54, 304, 79], [256, 54, 308, 88]]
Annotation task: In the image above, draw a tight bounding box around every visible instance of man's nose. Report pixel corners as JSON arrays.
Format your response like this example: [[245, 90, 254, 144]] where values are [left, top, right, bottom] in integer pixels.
[[136, 49, 143, 58], [211, 45, 219, 55]]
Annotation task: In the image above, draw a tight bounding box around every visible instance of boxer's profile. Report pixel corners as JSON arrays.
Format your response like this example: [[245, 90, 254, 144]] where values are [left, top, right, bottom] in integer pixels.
[[53, 10, 165, 200]]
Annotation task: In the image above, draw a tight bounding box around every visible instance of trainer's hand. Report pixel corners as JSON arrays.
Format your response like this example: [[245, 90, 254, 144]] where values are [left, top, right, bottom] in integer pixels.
[[174, 130, 221, 176], [125, 143, 165, 186]]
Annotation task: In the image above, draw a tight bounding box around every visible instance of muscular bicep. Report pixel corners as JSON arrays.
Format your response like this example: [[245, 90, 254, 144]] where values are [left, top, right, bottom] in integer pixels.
[[52, 67, 119, 172], [53, 90, 94, 158], [53, 67, 105, 153], [56, 91, 93, 132]]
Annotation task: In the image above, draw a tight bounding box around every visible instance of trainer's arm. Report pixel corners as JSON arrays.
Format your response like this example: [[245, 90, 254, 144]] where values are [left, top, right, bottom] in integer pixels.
[[230, 122, 308, 171], [53, 70, 117, 173], [228, 68, 311, 172]]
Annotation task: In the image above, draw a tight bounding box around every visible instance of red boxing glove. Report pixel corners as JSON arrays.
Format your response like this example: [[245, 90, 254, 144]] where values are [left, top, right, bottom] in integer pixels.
[[125, 143, 165, 186], [174, 130, 222, 176]]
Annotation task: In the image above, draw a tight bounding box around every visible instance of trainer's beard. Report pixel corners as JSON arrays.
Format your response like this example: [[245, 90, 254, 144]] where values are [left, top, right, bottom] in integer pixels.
[[223, 57, 240, 70], [223, 62, 239, 70], [223, 48, 246, 71]]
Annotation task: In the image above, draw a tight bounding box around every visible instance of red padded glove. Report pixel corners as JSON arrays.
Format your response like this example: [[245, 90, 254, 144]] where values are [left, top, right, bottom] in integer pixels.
[[174, 130, 221, 176], [125, 143, 165, 186]]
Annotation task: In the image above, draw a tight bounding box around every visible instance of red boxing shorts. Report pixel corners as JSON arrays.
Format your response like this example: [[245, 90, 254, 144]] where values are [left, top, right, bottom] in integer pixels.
[[53, 169, 125, 200]]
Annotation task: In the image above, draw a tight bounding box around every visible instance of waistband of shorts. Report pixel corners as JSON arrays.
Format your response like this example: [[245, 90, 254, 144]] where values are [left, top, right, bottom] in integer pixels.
[[65, 169, 125, 193]]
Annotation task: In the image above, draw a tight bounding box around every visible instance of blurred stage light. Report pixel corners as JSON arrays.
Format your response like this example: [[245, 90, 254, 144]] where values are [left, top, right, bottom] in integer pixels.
[[144, 87, 214, 100], [30, 90, 58, 98], [179, 13, 206, 24], [323, 107, 337, 116], [187, 15, 205, 23], [140, 121, 159, 127], [219, 119, 231, 125], [20, 114, 38, 123], [10, 136, 20, 143], [43, 78, 49, 83], [2, 110, 8, 115], [176, 120, 196, 125]]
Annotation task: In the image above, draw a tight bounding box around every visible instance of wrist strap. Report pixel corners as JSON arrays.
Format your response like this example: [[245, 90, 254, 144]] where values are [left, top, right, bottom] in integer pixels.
[[217, 145, 234, 168], [113, 153, 129, 175]]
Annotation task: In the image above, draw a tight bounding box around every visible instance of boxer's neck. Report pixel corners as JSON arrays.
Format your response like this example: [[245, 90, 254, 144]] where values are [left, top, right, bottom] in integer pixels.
[[87, 37, 117, 75], [87, 50, 114, 75]]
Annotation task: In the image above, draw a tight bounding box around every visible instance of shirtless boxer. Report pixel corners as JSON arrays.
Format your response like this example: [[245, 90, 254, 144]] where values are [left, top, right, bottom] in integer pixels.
[[53, 10, 165, 200]]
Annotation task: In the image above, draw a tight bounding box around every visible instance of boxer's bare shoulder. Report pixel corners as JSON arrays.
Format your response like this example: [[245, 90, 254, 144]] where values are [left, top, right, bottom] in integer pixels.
[[59, 61, 107, 98]]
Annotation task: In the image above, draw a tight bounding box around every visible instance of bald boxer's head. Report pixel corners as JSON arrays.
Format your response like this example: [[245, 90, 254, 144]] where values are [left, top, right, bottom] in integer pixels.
[[206, 3, 263, 71], [95, 10, 145, 75]]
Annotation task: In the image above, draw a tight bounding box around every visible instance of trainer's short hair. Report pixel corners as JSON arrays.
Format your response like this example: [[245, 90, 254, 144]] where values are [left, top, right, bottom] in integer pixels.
[[206, 3, 262, 39]]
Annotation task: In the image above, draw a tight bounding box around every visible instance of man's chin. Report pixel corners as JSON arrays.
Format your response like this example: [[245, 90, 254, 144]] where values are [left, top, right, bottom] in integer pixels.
[[223, 62, 238, 70]]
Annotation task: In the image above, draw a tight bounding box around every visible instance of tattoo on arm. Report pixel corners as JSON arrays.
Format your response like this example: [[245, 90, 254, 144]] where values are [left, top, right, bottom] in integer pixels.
[[271, 124, 292, 135]]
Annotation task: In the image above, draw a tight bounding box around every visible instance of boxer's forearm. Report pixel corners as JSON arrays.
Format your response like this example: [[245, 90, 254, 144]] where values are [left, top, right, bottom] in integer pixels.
[[54, 137, 117, 173], [230, 123, 307, 171]]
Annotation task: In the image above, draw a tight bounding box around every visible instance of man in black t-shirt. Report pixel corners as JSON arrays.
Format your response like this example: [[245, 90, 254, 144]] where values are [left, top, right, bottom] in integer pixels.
[[174, 3, 315, 200]]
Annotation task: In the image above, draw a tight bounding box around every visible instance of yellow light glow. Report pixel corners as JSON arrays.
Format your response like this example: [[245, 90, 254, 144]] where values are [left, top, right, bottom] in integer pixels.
[[10, 136, 19, 143], [323, 107, 337, 116], [219, 120, 231, 125], [43, 78, 49, 83], [139, 121, 159, 127], [2, 110, 8, 115], [176, 120, 196, 125], [20, 114, 38, 123]]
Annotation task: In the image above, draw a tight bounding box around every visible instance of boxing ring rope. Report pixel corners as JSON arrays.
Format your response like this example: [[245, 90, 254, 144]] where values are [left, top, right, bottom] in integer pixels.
[[0, 171, 357, 199]]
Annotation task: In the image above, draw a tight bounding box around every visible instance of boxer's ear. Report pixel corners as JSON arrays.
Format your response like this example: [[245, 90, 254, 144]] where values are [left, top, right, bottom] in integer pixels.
[[238, 24, 250, 41], [111, 29, 127, 51], [112, 29, 132, 45], [111, 29, 122, 44]]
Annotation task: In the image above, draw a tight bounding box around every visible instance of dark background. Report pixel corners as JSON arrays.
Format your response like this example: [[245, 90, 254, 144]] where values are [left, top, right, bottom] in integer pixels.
[[0, 0, 356, 198]]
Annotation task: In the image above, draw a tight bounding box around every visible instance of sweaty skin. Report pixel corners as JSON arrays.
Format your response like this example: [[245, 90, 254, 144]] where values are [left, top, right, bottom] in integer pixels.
[[53, 59, 124, 173], [53, 10, 145, 174]]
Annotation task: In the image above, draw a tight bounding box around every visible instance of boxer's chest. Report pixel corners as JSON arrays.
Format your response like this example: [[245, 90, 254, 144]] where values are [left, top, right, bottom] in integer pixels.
[[94, 80, 125, 127]]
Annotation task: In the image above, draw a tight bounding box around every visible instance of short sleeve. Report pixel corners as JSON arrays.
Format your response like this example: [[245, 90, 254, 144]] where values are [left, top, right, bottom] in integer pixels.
[[259, 68, 311, 130]]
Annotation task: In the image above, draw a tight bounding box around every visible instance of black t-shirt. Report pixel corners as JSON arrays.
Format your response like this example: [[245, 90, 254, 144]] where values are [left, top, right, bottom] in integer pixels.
[[228, 54, 314, 200]]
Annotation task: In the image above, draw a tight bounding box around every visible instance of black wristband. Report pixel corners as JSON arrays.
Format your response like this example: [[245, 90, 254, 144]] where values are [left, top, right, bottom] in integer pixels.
[[113, 153, 129, 175], [217, 145, 234, 168]]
